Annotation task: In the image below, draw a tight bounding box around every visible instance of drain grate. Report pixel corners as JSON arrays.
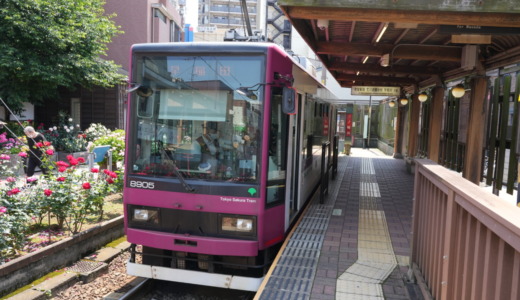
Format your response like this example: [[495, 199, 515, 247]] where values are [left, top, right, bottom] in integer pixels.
[[290, 232, 323, 242], [277, 254, 317, 269], [272, 264, 315, 279], [266, 275, 313, 294], [286, 239, 322, 250], [282, 247, 320, 259], [259, 287, 310, 300], [67, 260, 105, 273]]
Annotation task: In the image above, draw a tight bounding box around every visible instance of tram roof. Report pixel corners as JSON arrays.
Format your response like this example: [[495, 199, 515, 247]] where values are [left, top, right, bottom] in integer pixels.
[[132, 42, 284, 55], [279, 1, 520, 93]]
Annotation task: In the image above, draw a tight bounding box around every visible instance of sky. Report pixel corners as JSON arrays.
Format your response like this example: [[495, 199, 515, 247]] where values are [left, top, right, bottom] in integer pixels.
[[184, 1, 198, 31]]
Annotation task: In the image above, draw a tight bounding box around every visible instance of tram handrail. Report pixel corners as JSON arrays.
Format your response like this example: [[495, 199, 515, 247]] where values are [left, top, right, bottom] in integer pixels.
[[411, 159, 520, 300]]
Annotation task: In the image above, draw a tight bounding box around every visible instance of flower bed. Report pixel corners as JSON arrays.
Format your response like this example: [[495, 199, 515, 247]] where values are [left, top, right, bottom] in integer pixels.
[[0, 214, 124, 298], [0, 146, 124, 263]]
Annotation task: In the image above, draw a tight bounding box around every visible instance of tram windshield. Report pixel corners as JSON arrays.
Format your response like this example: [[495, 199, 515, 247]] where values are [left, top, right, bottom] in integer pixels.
[[129, 54, 264, 183]]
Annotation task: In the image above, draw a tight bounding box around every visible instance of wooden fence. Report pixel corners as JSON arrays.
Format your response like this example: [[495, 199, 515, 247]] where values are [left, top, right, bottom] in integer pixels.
[[411, 159, 520, 300]]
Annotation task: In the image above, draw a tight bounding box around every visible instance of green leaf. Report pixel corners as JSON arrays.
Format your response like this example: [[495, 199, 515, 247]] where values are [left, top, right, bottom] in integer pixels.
[[0, 0, 125, 111]]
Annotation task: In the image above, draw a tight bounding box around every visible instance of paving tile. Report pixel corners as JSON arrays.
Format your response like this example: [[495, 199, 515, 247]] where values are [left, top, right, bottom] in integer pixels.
[[258, 152, 416, 300]]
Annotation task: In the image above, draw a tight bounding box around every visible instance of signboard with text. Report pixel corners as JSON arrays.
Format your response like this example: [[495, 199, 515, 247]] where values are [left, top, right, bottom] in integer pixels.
[[352, 86, 400, 96], [323, 115, 329, 136], [346, 113, 352, 137], [439, 25, 520, 35]]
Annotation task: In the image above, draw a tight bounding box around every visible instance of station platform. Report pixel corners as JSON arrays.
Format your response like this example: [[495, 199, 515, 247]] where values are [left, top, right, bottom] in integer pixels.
[[256, 148, 422, 300]]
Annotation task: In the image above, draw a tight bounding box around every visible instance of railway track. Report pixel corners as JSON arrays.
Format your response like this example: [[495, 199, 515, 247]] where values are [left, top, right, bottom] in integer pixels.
[[118, 278, 255, 299]]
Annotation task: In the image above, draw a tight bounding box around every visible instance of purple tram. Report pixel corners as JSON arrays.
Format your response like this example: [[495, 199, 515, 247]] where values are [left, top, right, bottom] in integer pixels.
[[124, 42, 337, 291]]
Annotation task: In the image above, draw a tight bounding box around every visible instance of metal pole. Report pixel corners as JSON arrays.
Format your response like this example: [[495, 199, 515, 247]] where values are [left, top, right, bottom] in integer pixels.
[[367, 95, 372, 149], [517, 160, 519, 207]]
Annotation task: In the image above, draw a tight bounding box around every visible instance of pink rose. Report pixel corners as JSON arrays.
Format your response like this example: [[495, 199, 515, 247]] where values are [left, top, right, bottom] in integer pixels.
[[68, 158, 79, 166], [56, 161, 70, 167], [7, 188, 21, 196]]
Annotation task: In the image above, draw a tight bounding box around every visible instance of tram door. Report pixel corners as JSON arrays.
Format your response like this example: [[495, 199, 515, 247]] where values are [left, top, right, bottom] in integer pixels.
[[288, 93, 302, 221]]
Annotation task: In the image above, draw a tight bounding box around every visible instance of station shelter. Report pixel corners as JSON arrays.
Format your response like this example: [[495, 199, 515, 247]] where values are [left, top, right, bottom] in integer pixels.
[[278, 1, 520, 299]]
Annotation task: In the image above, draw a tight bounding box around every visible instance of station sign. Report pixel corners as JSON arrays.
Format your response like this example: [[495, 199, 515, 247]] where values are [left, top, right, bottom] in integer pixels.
[[351, 86, 400, 96], [439, 25, 520, 35]]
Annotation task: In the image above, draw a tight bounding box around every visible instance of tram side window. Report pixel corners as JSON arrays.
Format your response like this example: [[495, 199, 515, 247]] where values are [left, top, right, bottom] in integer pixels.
[[266, 88, 288, 206]]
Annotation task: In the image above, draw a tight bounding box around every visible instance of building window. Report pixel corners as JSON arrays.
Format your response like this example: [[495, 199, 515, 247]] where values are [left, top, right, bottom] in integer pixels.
[[154, 9, 166, 23]]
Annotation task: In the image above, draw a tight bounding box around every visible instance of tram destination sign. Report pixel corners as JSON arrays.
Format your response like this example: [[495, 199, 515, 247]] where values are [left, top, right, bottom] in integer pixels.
[[352, 86, 400, 96]]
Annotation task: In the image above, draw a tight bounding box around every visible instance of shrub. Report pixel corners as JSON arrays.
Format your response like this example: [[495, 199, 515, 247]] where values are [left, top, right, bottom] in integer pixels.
[[92, 129, 125, 163]]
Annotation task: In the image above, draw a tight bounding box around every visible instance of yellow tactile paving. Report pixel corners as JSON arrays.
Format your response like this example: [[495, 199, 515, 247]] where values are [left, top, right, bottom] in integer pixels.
[[335, 292, 384, 300], [339, 263, 396, 281], [357, 252, 397, 264], [358, 240, 394, 251], [361, 159, 376, 174], [360, 182, 381, 197], [336, 158, 397, 300], [336, 280, 384, 297], [396, 255, 410, 267]]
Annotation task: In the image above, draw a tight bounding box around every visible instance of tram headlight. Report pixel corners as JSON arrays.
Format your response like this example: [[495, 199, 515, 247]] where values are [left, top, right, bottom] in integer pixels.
[[220, 215, 256, 235], [131, 208, 159, 225]]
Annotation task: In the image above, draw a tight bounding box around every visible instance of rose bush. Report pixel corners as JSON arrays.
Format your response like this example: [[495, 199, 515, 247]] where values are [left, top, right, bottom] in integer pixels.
[[37, 111, 88, 153], [0, 132, 26, 154], [91, 129, 125, 164], [0, 139, 123, 262]]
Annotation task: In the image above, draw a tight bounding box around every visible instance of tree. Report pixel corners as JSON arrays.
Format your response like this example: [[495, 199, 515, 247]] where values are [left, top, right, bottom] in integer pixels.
[[0, 0, 125, 114]]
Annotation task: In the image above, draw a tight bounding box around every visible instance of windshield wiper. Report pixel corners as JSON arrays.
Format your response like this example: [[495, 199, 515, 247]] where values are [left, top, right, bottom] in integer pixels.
[[158, 142, 195, 193]]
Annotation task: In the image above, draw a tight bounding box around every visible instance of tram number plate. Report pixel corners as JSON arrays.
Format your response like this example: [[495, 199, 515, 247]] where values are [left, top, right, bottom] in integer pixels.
[[129, 180, 155, 189]]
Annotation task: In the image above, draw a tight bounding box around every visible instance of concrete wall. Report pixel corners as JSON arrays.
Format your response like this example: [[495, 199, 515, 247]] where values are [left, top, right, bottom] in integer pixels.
[[0, 216, 124, 297]]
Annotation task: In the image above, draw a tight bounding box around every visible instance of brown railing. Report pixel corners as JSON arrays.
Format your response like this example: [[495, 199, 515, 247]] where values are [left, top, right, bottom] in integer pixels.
[[411, 159, 520, 300]]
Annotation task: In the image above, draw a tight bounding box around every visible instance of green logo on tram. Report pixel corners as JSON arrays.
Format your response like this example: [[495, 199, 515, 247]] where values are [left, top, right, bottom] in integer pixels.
[[247, 188, 257, 196]]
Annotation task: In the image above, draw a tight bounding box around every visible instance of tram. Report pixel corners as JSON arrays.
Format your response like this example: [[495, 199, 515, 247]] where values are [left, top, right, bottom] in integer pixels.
[[124, 42, 337, 291]]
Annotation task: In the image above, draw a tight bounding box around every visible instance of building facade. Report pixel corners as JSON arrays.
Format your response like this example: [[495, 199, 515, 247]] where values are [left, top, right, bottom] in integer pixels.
[[194, 0, 265, 42], [36, 0, 184, 130]]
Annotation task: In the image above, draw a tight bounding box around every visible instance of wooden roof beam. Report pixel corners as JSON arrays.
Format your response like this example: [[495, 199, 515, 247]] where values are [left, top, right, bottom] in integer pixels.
[[317, 42, 462, 62], [339, 81, 410, 88], [337, 74, 418, 84], [284, 7, 520, 27], [328, 62, 446, 76]]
